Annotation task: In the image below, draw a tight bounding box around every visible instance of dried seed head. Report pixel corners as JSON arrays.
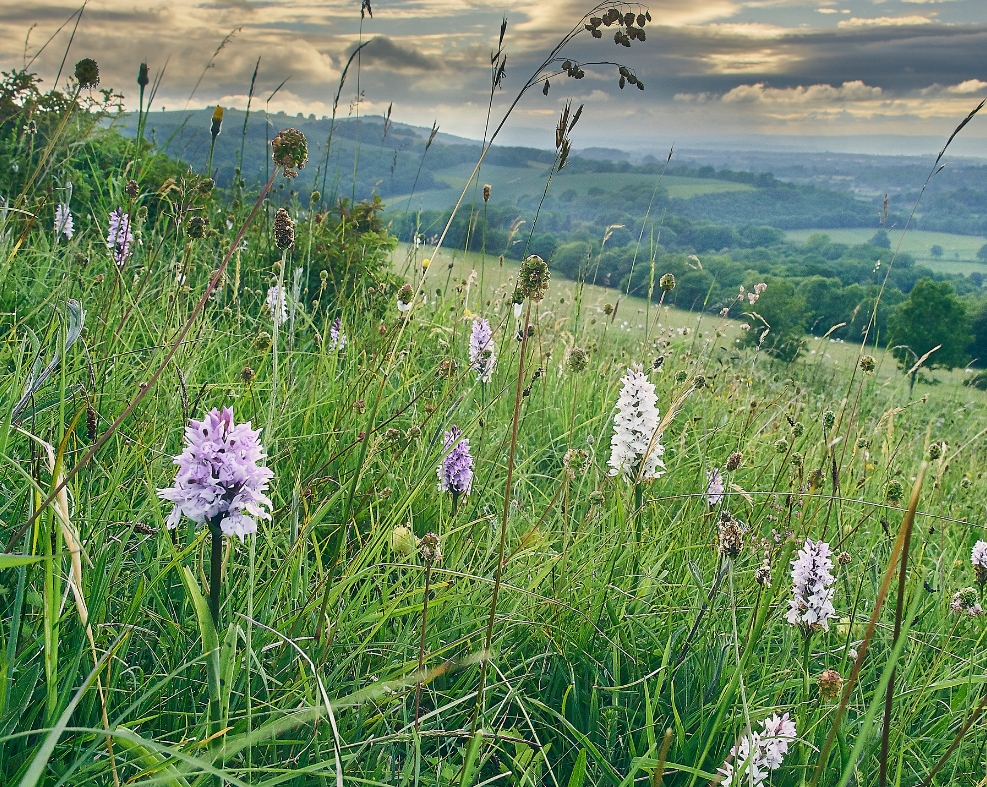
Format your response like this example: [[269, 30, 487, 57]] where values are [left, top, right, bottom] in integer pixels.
[[659, 273, 676, 292], [187, 215, 207, 240], [86, 406, 98, 442], [818, 669, 844, 701], [566, 345, 589, 373], [74, 58, 100, 89], [125, 179, 139, 199], [718, 511, 745, 559], [837, 551, 851, 566], [518, 255, 550, 302], [754, 560, 772, 588], [483, 183, 491, 201], [886, 479, 904, 504], [273, 208, 295, 250], [241, 366, 256, 383], [418, 532, 442, 565], [928, 441, 945, 461], [197, 178, 215, 196], [137, 62, 150, 88], [726, 451, 743, 471], [859, 354, 876, 373], [271, 127, 308, 178]]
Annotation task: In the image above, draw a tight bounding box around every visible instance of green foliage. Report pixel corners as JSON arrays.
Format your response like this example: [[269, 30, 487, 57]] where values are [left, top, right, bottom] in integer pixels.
[[978, 242, 987, 261], [740, 277, 808, 361], [931, 244, 944, 258], [888, 278, 972, 373], [869, 229, 891, 249]]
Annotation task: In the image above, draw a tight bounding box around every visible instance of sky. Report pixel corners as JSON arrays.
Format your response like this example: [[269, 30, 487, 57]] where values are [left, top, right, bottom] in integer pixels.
[[4, 0, 987, 157]]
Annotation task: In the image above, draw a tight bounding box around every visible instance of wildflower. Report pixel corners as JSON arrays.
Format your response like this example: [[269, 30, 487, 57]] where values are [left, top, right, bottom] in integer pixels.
[[563, 448, 589, 479], [125, 179, 139, 199], [859, 355, 876, 373], [187, 215, 207, 239], [74, 58, 99, 89], [885, 479, 904, 504], [726, 451, 743, 472], [437, 425, 474, 501], [390, 525, 417, 557], [421, 257, 431, 270], [328, 317, 347, 350], [517, 255, 550, 302], [54, 204, 74, 241], [210, 106, 224, 140], [608, 365, 665, 483], [786, 538, 836, 633], [566, 346, 589, 373], [106, 208, 134, 266], [156, 407, 273, 541], [819, 669, 843, 701], [928, 441, 945, 461], [706, 468, 724, 506], [273, 208, 295, 250], [791, 421, 804, 438], [774, 438, 789, 454], [271, 127, 308, 178], [972, 540, 987, 587], [950, 587, 983, 617], [718, 713, 796, 787], [397, 283, 414, 313], [754, 560, 772, 588], [718, 511, 745, 559], [266, 285, 287, 327], [483, 184, 491, 201], [469, 318, 497, 382], [659, 273, 676, 292], [822, 410, 835, 431], [419, 532, 442, 566]]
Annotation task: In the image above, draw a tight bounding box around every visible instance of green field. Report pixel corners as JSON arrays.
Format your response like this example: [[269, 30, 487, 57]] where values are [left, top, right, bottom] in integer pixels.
[[390, 164, 753, 213], [786, 228, 987, 274]]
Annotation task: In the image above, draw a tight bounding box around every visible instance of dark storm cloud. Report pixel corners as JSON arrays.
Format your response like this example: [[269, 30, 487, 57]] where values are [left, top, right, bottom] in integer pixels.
[[348, 36, 444, 72]]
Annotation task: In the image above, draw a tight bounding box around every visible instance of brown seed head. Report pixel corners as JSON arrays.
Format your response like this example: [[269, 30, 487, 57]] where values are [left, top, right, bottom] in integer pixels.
[[419, 532, 442, 566], [819, 669, 844, 701], [273, 208, 295, 250]]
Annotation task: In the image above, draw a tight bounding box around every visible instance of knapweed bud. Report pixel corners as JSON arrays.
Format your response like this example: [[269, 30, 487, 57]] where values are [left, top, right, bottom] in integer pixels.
[[418, 532, 442, 565], [792, 421, 805, 438], [518, 255, 550, 302], [271, 127, 308, 178], [210, 106, 224, 140], [603, 303, 614, 316], [928, 441, 945, 461], [74, 58, 99, 89], [818, 669, 844, 701], [198, 178, 215, 197], [273, 208, 295, 250], [822, 410, 836, 431], [187, 215, 207, 239], [885, 479, 904, 504], [255, 331, 273, 351], [726, 451, 743, 471], [310, 190, 321, 203], [859, 355, 876, 373], [659, 273, 676, 292], [389, 525, 417, 557], [137, 62, 149, 88], [483, 183, 491, 201], [791, 451, 804, 469]]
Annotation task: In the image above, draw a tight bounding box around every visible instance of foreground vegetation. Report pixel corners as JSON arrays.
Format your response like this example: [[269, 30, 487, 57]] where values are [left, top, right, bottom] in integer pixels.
[[3, 28, 987, 787]]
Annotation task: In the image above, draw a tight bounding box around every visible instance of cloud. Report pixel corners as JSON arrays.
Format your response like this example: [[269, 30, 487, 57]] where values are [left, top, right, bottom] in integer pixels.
[[721, 80, 883, 103], [349, 36, 443, 72], [837, 16, 934, 28], [946, 79, 987, 94]]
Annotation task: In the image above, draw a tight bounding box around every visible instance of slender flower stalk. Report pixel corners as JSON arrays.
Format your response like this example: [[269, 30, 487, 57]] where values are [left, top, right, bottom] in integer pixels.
[[157, 407, 273, 625], [415, 532, 442, 729], [266, 284, 287, 328]]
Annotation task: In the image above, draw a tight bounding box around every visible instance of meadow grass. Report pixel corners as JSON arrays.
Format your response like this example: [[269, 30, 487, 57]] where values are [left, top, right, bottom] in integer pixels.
[[3, 21, 987, 787]]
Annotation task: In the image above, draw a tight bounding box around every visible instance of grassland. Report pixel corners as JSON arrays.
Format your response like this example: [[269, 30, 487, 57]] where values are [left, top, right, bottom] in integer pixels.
[[786, 228, 987, 274]]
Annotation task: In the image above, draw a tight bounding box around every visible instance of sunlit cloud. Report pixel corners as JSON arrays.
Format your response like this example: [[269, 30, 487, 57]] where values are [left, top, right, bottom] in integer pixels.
[[837, 15, 935, 28]]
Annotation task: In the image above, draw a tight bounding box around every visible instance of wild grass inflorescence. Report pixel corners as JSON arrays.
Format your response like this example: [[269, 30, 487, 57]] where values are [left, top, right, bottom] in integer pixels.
[[0, 13, 986, 787]]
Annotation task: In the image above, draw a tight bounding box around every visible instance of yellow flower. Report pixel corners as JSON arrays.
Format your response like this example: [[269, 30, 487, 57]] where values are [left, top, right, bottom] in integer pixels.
[[421, 258, 431, 270], [463, 308, 473, 318]]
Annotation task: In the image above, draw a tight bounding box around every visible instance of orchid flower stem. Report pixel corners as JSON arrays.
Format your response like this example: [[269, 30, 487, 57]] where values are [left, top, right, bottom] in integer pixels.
[[209, 518, 223, 628]]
